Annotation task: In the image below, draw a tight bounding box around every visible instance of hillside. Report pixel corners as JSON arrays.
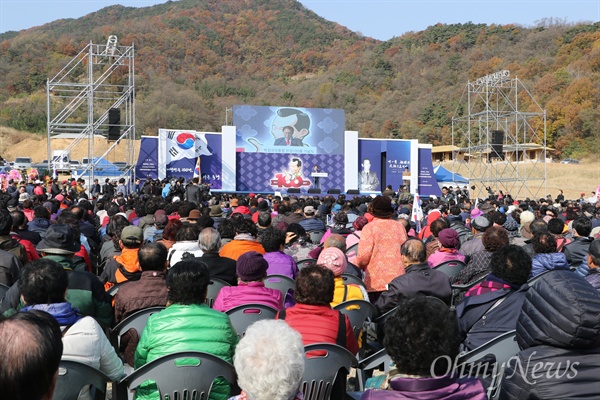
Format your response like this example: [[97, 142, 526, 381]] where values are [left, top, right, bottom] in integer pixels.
[[0, 0, 599, 158]]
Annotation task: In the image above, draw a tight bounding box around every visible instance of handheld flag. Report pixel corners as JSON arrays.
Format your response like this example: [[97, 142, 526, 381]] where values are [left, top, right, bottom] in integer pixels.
[[411, 194, 424, 233], [193, 157, 201, 179]]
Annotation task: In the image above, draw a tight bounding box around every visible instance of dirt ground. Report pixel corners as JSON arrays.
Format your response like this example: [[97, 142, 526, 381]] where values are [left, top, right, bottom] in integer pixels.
[[1, 127, 597, 200]]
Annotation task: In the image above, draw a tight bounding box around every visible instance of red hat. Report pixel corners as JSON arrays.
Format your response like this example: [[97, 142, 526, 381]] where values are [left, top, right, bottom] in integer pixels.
[[249, 193, 256, 198], [71, 181, 77, 186], [581, 192, 586, 196]]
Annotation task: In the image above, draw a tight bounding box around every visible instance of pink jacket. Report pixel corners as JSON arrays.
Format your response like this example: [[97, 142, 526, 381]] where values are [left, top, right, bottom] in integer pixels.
[[212, 281, 283, 312], [356, 218, 408, 292], [427, 249, 466, 268]]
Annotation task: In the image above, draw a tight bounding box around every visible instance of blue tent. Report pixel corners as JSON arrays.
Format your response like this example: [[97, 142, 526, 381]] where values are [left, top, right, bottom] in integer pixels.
[[434, 165, 469, 185], [74, 157, 121, 177]]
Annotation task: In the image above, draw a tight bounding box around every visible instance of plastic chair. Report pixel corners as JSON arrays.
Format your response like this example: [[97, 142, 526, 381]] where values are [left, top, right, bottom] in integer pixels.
[[205, 278, 231, 308], [115, 351, 236, 400], [0, 282, 9, 300], [53, 359, 113, 400], [355, 347, 393, 391], [263, 274, 295, 298], [451, 274, 487, 307], [456, 330, 519, 400], [110, 306, 166, 352], [345, 243, 359, 258], [106, 282, 124, 297], [434, 260, 466, 278], [334, 300, 376, 340], [296, 258, 317, 270], [308, 230, 326, 244], [301, 343, 358, 400], [341, 273, 365, 287], [225, 304, 278, 338]]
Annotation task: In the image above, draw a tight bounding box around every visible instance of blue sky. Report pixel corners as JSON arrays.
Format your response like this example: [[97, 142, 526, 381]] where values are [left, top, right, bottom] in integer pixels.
[[0, 0, 598, 40]]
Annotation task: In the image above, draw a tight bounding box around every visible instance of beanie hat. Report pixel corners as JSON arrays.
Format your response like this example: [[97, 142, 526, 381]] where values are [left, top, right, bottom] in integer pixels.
[[520, 210, 535, 227], [317, 247, 347, 276], [438, 228, 460, 249], [471, 216, 491, 232], [236, 251, 269, 281], [368, 195, 394, 219]]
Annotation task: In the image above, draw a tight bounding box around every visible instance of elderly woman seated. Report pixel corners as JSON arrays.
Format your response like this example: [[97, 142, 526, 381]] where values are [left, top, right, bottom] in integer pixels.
[[317, 247, 367, 307], [213, 251, 283, 313], [229, 320, 305, 400], [134, 260, 238, 400], [361, 297, 486, 399]]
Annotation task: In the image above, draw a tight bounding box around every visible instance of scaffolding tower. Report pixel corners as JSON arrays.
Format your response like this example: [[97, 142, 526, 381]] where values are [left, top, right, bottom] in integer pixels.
[[46, 36, 136, 184], [451, 70, 547, 200]]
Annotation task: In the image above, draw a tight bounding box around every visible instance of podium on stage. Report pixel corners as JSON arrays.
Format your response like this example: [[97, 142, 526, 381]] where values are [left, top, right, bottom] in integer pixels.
[[311, 172, 328, 190]]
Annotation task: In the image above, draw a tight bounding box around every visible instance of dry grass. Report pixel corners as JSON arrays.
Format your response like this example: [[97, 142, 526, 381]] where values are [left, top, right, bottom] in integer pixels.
[[0, 127, 136, 164], [441, 160, 600, 201]]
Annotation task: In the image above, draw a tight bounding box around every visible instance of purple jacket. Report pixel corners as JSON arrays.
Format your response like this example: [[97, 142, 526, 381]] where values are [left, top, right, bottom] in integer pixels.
[[212, 281, 283, 312], [263, 251, 299, 279], [361, 375, 487, 400]]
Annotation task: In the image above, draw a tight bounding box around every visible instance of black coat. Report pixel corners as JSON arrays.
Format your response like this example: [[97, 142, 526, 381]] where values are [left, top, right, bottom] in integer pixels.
[[375, 262, 452, 315], [198, 253, 238, 286], [500, 270, 600, 399], [456, 283, 529, 352], [563, 236, 594, 269]]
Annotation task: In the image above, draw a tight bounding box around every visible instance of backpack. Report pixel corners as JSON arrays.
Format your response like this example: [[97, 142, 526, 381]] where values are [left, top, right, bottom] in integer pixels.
[[0, 237, 28, 265]]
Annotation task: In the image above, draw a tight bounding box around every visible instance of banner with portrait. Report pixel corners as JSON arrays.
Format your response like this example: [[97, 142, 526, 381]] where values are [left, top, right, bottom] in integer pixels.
[[233, 105, 345, 155], [357, 139, 382, 192]]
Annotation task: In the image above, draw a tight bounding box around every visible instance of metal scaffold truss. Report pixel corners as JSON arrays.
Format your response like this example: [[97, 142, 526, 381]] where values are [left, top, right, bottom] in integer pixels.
[[451, 70, 547, 200], [46, 35, 136, 183]]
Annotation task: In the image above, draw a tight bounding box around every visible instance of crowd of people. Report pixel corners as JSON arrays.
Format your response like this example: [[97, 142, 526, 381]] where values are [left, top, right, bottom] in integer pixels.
[[0, 175, 599, 399]]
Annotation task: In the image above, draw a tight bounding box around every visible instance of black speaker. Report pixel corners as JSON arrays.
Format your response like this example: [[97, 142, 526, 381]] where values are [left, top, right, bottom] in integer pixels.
[[491, 130, 504, 159], [308, 188, 321, 194], [287, 188, 300, 193], [108, 108, 121, 140], [347, 189, 360, 195], [328, 189, 341, 194]]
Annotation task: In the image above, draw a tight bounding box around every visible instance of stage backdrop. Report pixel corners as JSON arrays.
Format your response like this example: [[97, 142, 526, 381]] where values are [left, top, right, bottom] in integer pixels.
[[135, 136, 159, 182], [233, 105, 345, 155], [383, 140, 412, 191], [418, 145, 442, 197], [234, 105, 346, 193]]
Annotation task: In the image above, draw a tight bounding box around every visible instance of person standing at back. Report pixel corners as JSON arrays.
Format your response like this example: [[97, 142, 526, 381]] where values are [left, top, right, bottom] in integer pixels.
[[356, 196, 407, 302]]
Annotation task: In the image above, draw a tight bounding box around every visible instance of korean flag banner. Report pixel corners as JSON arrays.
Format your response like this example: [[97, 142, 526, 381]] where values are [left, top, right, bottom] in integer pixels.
[[158, 129, 212, 179]]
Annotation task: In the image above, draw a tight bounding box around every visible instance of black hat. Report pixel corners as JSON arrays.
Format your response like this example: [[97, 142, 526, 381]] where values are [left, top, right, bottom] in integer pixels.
[[36, 224, 80, 254]]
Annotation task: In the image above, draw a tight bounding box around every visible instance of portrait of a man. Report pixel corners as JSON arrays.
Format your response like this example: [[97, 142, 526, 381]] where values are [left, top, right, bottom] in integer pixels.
[[358, 158, 380, 191]]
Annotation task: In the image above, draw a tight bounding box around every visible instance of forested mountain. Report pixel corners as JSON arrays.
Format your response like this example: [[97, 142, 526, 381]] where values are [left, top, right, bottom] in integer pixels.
[[0, 0, 598, 157]]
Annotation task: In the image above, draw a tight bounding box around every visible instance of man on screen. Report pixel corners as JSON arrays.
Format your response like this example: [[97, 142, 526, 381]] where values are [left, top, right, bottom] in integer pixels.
[[274, 126, 303, 146], [271, 108, 310, 146], [359, 158, 380, 191]]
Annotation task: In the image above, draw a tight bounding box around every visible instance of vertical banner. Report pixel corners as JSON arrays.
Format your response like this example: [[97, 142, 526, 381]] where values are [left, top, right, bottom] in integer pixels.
[[157, 129, 223, 188], [135, 136, 159, 182], [357, 139, 382, 192], [417, 146, 442, 197], [384, 140, 411, 190]]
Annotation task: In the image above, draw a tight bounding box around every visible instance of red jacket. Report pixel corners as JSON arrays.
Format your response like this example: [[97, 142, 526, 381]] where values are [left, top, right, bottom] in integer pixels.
[[277, 303, 358, 355]]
